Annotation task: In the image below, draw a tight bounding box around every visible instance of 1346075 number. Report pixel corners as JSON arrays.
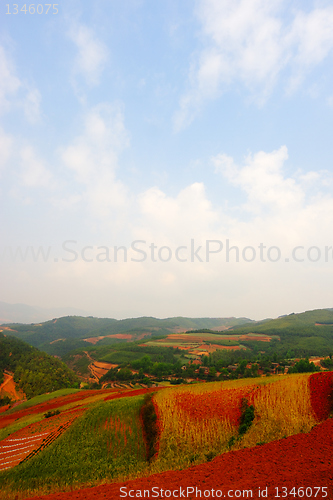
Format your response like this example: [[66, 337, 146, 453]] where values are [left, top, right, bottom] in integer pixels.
[[275, 487, 328, 498], [6, 4, 59, 15]]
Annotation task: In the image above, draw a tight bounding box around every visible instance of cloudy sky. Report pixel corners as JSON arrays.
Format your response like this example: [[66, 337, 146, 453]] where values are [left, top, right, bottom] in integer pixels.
[[1, 0, 333, 321]]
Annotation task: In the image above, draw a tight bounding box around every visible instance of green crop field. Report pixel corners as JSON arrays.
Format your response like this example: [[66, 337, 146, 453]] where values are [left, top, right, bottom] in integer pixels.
[[0, 415, 43, 442], [5, 389, 81, 415], [0, 395, 148, 498]]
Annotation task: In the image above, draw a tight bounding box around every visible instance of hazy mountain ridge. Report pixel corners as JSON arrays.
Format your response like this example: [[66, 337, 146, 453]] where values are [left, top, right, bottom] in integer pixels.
[[0, 301, 87, 324], [2, 307, 333, 360], [0, 315, 253, 356]]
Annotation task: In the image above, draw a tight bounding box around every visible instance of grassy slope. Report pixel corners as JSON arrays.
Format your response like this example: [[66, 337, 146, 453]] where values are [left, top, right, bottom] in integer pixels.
[[0, 396, 147, 497], [0, 390, 108, 442], [4, 389, 81, 415], [227, 309, 333, 355]]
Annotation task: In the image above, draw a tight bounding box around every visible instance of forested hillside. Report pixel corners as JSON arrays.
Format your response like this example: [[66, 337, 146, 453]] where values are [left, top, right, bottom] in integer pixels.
[[1, 315, 252, 356], [0, 334, 79, 399]]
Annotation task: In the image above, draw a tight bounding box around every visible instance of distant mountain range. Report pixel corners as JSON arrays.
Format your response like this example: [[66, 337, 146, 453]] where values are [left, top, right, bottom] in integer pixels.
[[0, 314, 253, 356], [2, 303, 333, 361], [0, 302, 87, 324]]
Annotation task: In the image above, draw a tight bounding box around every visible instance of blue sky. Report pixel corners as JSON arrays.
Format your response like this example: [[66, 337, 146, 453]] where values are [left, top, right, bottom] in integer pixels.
[[1, 0, 333, 321]]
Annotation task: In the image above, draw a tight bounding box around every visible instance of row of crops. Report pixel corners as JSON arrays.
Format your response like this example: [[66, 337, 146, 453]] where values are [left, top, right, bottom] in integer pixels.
[[0, 432, 49, 472], [152, 374, 320, 471], [0, 372, 332, 499]]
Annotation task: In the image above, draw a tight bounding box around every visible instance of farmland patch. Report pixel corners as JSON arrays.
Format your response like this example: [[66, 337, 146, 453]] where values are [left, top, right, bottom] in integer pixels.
[[0, 396, 148, 495]]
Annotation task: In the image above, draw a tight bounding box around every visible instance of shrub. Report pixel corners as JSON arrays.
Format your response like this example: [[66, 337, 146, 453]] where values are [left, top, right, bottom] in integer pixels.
[[239, 398, 255, 435], [141, 394, 159, 462], [44, 409, 60, 419], [0, 395, 12, 407]]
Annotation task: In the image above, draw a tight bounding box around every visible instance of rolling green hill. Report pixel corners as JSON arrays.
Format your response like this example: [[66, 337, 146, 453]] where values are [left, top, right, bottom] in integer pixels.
[[1, 315, 253, 356], [0, 334, 79, 400], [226, 309, 333, 357], [78, 309, 333, 380], [3, 309, 333, 374]]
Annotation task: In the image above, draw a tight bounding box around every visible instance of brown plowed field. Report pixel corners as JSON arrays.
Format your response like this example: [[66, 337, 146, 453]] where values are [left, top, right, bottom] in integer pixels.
[[25, 417, 333, 500], [195, 344, 242, 353], [89, 361, 118, 381], [84, 333, 149, 344]]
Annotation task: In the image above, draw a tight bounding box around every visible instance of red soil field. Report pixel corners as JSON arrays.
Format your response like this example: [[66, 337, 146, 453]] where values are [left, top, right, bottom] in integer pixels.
[[9, 406, 86, 439], [197, 344, 242, 352], [152, 333, 272, 355], [3, 373, 332, 499], [175, 385, 252, 425], [0, 431, 50, 471], [84, 333, 149, 344], [26, 416, 333, 500], [103, 386, 166, 402], [0, 387, 165, 431], [0, 388, 163, 472], [0, 389, 119, 430], [0, 373, 25, 402], [0, 407, 86, 471], [0, 404, 10, 413], [309, 371, 333, 421], [89, 361, 118, 381]]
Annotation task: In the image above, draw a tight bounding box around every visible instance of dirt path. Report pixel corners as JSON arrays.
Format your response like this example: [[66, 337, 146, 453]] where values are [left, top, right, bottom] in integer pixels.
[[83, 351, 102, 383], [0, 373, 25, 401]]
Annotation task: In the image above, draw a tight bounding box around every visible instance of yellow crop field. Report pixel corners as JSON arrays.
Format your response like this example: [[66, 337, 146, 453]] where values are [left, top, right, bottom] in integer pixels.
[[152, 374, 317, 471]]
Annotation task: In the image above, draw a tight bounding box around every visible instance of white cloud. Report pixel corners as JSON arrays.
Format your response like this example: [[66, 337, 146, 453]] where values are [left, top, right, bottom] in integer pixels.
[[290, 7, 333, 67], [61, 103, 129, 217], [175, 0, 333, 129], [0, 128, 13, 174], [4, 138, 333, 319], [0, 129, 52, 188], [136, 182, 219, 242], [0, 46, 21, 114], [47, 145, 333, 318], [20, 145, 53, 188], [213, 146, 304, 213], [211, 146, 333, 256], [0, 45, 41, 121], [68, 24, 108, 86], [23, 88, 42, 124]]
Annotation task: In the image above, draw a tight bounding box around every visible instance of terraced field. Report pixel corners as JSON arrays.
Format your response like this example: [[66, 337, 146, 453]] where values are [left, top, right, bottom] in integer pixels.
[[0, 373, 332, 500], [142, 331, 277, 357], [0, 433, 49, 471]]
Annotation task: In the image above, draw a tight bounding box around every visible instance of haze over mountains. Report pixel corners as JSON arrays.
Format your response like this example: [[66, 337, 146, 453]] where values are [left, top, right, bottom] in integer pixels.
[[0, 301, 256, 326], [0, 302, 89, 324], [2, 306, 333, 361]]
